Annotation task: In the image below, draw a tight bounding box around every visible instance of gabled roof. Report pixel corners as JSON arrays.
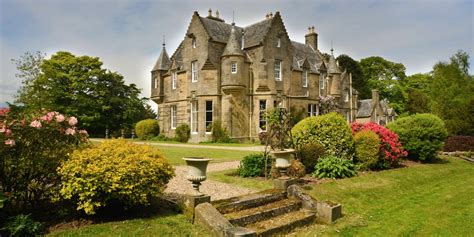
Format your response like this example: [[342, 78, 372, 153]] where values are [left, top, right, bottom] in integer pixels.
[[199, 17, 237, 43], [152, 45, 171, 71], [291, 41, 322, 73], [243, 18, 273, 48]]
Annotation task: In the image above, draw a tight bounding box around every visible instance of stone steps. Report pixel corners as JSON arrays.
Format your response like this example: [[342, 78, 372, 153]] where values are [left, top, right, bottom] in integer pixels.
[[224, 198, 302, 226], [245, 209, 316, 237], [213, 189, 287, 214]]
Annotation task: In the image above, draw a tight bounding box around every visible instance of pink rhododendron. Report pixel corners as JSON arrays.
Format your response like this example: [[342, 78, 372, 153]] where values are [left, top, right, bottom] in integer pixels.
[[79, 130, 88, 135], [30, 120, 42, 128], [68, 117, 78, 126], [4, 139, 15, 146], [65, 128, 76, 135], [0, 126, 5, 133], [5, 129, 12, 136], [55, 114, 65, 122]]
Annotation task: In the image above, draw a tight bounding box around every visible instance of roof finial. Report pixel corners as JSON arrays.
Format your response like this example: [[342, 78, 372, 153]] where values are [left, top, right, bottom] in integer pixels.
[[331, 40, 334, 55], [216, 9, 220, 18], [208, 8, 212, 17], [162, 35, 166, 48]]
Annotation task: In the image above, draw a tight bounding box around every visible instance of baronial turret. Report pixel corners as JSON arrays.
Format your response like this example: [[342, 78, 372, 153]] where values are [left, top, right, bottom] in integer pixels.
[[152, 42, 171, 72]]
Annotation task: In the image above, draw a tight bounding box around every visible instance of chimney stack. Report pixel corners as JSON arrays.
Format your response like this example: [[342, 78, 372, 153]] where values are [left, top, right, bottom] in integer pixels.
[[208, 8, 212, 17], [371, 89, 380, 105], [216, 9, 220, 18], [305, 25, 318, 51]]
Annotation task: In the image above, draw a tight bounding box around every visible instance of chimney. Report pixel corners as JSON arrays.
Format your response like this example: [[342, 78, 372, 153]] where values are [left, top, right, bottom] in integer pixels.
[[208, 8, 212, 17], [265, 14, 269, 19], [215, 10, 220, 19], [371, 89, 380, 105], [305, 25, 318, 50]]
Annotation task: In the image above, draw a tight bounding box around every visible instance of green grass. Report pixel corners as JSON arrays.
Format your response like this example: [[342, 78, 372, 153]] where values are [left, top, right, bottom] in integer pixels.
[[92, 138, 262, 147], [208, 169, 273, 191]]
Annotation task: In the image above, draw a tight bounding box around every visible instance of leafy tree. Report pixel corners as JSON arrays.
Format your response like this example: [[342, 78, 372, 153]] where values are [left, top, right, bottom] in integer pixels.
[[360, 56, 407, 114], [13, 51, 155, 136], [405, 89, 430, 114], [337, 54, 370, 98], [429, 50, 474, 135]]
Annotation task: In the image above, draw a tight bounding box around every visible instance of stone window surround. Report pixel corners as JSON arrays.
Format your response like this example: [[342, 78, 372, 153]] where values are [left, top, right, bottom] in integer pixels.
[[172, 71, 177, 89], [307, 103, 318, 117], [319, 72, 326, 94], [191, 61, 198, 82], [231, 62, 237, 74], [205, 100, 213, 133], [259, 100, 267, 131], [192, 37, 196, 48], [277, 37, 281, 48], [302, 69, 308, 88], [170, 105, 177, 129], [191, 101, 198, 134]]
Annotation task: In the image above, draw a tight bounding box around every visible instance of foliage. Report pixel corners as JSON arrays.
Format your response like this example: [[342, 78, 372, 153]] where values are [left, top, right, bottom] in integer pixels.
[[337, 54, 370, 99], [56, 139, 174, 215], [312, 155, 356, 179], [318, 95, 338, 114], [292, 112, 354, 159], [210, 120, 232, 143], [287, 159, 306, 178], [296, 141, 326, 173], [289, 106, 306, 126], [351, 122, 406, 168], [263, 108, 294, 151], [429, 50, 474, 135], [0, 108, 87, 213], [443, 136, 474, 152], [405, 88, 431, 114], [2, 214, 44, 237], [175, 124, 191, 143], [135, 119, 160, 140], [360, 56, 407, 114], [387, 114, 448, 161], [353, 130, 381, 170], [12, 51, 156, 137], [258, 132, 267, 145], [237, 153, 271, 177]]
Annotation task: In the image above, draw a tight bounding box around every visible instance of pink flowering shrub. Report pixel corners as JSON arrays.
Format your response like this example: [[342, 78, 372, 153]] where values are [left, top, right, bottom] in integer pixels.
[[351, 122, 407, 169], [0, 108, 88, 212]]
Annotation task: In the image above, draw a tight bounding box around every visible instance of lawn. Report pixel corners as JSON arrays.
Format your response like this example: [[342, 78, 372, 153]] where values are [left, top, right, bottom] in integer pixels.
[[90, 139, 257, 165], [47, 156, 474, 236], [210, 156, 474, 236]]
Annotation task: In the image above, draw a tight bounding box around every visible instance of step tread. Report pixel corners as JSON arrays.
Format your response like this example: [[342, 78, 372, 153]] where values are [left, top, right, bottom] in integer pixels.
[[224, 198, 301, 223], [245, 209, 316, 236], [212, 189, 286, 214]]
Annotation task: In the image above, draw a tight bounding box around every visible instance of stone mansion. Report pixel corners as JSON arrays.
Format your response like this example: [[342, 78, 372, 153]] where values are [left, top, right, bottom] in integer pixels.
[[151, 10, 394, 142]]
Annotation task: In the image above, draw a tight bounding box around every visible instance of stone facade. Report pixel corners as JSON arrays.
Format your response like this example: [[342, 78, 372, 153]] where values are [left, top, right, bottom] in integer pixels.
[[151, 10, 359, 142], [355, 89, 397, 125]]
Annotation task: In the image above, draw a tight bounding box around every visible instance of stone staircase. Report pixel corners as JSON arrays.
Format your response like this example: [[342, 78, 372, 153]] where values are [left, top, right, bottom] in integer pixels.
[[212, 189, 316, 236]]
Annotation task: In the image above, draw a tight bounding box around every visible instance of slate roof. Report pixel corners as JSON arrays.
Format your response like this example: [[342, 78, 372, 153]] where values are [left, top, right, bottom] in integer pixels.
[[199, 17, 237, 43], [357, 99, 373, 117], [222, 24, 244, 56], [291, 41, 323, 73], [243, 18, 273, 48], [327, 54, 342, 74], [380, 99, 396, 116], [152, 46, 171, 71]]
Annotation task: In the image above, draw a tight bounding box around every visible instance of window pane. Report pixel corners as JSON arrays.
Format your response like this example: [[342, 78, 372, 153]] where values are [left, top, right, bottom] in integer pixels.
[[205, 101, 213, 132]]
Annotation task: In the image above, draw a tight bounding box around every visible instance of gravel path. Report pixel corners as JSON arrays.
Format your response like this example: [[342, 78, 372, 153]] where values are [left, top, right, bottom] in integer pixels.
[[165, 161, 255, 200]]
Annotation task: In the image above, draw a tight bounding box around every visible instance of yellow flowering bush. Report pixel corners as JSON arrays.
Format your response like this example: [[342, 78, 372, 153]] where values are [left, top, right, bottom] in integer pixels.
[[56, 139, 174, 215]]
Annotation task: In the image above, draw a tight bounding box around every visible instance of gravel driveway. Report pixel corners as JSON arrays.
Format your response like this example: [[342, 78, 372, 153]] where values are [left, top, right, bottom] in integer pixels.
[[164, 161, 254, 201]]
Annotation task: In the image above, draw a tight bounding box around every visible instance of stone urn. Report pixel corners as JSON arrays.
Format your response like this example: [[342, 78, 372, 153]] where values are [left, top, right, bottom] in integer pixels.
[[271, 149, 294, 178], [183, 157, 212, 196]]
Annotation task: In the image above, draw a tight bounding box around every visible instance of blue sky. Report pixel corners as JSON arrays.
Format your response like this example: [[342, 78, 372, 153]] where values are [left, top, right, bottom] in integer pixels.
[[1, 0, 473, 107]]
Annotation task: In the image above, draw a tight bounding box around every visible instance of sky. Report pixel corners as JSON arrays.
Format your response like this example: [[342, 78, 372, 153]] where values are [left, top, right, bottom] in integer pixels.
[[1, 0, 473, 107]]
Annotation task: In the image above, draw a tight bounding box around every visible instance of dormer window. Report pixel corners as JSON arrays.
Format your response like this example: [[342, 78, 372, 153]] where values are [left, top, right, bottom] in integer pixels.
[[171, 71, 177, 89], [302, 70, 308, 88], [191, 61, 198, 82], [277, 37, 281, 48], [274, 60, 282, 81], [319, 73, 325, 94], [231, 62, 237, 74], [192, 37, 196, 48]]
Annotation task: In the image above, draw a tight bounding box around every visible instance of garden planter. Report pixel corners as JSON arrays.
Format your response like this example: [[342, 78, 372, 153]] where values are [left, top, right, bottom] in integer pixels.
[[271, 149, 294, 178], [183, 157, 212, 196], [317, 201, 342, 224]]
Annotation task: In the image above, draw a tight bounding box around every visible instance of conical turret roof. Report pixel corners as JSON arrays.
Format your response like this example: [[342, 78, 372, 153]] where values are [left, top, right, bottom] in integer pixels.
[[222, 24, 244, 57], [152, 44, 171, 71], [328, 49, 342, 74]]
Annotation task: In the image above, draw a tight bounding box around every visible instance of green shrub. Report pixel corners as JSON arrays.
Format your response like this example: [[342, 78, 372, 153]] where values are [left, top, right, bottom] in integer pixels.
[[292, 112, 355, 159], [175, 124, 191, 143], [2, 214, 44, 237], [56, 139, 175, 215], [354, 130, 381, 170], [297, 141, 326, 173], [210, 120, 232, 143], [135, 119, 160, 140], [237, 153, 271, 177], [312, 155, 356, 179], [387, 113, 448, 161], [287, 159, 306, 178]]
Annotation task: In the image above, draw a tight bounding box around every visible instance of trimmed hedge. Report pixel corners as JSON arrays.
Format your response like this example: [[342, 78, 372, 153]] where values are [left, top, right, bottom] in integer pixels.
[[296, 141, 326, 173], [135, 119, 160, 140], [444, 136, 474, 152], [237, 153, 271, 177], [387, 113, 448, 161], [354, 130, 381, 170], [292, 112, 354, 159], [175, 124, 190, 143]]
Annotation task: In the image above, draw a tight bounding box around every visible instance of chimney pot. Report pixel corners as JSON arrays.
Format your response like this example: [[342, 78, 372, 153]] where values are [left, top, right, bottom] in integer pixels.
[[208, 8, 212, 17], [216, 10, 220, 18], [270, 12, 273, 18]]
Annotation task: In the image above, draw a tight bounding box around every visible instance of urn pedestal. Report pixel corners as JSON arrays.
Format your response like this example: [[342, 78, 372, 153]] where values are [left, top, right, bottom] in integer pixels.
[[183, 157, 212, 196]]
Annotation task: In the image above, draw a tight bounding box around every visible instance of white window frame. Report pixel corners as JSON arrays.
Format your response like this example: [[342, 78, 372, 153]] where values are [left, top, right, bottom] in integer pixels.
[[191, 61, 198, 82], [205, 101, 213, 134], [231, 62, 237, 74], [170, 105, 177, 129], [241, 35, 245, 50], [344, 90, 349, 102], [307, 104, 317, 117], [274, 60, 282, 81], [191, 101, 198, 134], [319, 73, 325, 94], [192, 37, 196, 48], [259, 100, 267, 131], [302, 70, 308, 88], [154, 78, 158, 89], [277, 37, 281, 48], [172, 71, 177, 90]]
